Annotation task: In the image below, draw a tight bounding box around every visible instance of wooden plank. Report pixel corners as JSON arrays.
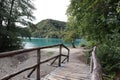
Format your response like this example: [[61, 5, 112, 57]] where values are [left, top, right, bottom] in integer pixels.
[[0, 44, 68, 58], [43, 63, 91, 80], [58, 45, 62, 66], [37, 49, 41, 80], [67, 49, 70, 62], [61, 44, 69, 51]]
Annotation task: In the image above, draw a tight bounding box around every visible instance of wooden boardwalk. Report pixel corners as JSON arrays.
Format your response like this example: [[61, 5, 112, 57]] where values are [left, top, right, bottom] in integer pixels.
[[42, 49, 91, 80], [0, 45, 101, 80], [43, 63, 90, 80]]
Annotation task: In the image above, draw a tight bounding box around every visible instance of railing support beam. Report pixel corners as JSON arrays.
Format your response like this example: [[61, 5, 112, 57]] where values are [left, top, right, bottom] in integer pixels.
[[37, 49, 41, 80], [67, 50, 70, 62], [58, 45, 62, 66]]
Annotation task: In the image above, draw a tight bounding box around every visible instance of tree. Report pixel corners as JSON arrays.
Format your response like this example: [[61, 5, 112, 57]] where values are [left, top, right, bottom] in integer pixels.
[[0, 0, 35, 52], [63, 16, 79, 48], [67, 0, 120, 78]]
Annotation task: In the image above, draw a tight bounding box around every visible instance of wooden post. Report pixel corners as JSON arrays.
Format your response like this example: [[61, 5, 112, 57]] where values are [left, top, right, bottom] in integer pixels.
[[67, 50, 70, 62], [37, 49, 41, 80], [91, 46, 102, 80], [90, 56, 93, 73], [58, 45, 62, 66]]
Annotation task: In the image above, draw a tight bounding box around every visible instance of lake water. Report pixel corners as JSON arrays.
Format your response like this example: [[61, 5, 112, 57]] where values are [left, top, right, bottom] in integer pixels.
[[23, 38, 82, 49]]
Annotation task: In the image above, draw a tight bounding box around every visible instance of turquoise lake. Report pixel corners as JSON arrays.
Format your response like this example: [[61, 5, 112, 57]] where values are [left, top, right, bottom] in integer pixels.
[[23, 38, 82, 49]]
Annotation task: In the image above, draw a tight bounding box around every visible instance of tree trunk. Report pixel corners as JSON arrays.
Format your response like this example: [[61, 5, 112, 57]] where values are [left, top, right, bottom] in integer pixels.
[[0, 0, 5, 26], [7, 0, 15, 30], [72, 41, 76, 48]]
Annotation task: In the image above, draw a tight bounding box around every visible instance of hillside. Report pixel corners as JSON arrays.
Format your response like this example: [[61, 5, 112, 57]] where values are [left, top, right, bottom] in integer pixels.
[[32, 19, 66, 38]]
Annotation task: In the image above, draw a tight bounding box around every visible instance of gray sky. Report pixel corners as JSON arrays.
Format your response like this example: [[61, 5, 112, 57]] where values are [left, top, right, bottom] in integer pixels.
[[33, 0, 70, 23]]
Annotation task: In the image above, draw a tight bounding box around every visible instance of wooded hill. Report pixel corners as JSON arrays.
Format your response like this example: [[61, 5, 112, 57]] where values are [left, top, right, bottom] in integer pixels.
[[32, 19, 66, 38]]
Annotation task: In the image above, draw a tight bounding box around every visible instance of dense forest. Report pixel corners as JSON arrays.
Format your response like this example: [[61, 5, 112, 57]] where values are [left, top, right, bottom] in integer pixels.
[[31, 19, 66, 38], [67, 0, 120, 79]]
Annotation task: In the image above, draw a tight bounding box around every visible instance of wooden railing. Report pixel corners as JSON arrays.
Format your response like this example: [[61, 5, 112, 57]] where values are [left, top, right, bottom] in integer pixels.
[[0, 44, 70, 80], [90, 46, 102, 80]]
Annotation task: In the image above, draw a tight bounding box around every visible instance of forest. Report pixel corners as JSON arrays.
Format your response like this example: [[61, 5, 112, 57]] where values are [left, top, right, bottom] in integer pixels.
[[31, 19, 66, 38]]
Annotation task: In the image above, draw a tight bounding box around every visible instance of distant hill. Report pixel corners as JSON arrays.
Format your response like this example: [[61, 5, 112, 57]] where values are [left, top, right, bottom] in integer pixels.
[[32, 19, 66, 38]]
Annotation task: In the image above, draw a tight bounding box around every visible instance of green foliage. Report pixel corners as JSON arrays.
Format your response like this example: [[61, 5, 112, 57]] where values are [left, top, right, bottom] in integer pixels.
[[63, 16, 80, 48], [67, 0, 120, 78], [0, 0, 35, 52], [97, 44, 120, 79], [67, 0, 120, 43], [97, 45, 120, 73], [63, 30, 77, 48], [32, 19, 66, 38]]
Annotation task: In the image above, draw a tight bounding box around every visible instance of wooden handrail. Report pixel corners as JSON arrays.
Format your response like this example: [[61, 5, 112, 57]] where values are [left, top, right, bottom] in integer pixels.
[[0, 44, 70, 80], [90, 46, 102, 80], [61, 44, 69, 51], [1, 55, 60, 80], [0, 44, 62, 58], [61, 44, 70, 62]]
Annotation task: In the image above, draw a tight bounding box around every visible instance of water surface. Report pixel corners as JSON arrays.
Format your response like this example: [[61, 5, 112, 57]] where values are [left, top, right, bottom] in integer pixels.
[[23, 38, 81, 49]]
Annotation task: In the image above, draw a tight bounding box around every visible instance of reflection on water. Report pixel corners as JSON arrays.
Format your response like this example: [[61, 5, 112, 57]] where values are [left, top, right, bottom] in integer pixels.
[[23, 38, 81, 49]]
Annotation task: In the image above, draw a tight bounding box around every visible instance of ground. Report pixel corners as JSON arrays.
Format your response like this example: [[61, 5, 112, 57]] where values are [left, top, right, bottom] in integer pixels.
[[0, 47, 88, 80]]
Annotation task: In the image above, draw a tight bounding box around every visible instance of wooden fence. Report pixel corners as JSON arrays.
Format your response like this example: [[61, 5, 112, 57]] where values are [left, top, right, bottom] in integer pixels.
[[0, 44, 70, 80], [90, 46, 102, 80]]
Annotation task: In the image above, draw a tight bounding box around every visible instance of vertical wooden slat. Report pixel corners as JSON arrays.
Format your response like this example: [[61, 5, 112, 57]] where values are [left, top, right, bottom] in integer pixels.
[[37, 49, 41, 80], [58, 45, 62, 66], [67, 49, 70, 62]]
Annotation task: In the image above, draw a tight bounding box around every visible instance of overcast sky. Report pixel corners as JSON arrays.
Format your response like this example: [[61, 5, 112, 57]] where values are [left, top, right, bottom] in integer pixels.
[[33, 0, 70, 24]]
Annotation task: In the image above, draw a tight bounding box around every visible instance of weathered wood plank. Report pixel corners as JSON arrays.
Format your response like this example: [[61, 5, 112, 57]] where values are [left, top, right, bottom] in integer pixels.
[[43, 62, 91, 80], [91, 46, 102, 80], [37, 49, 41, 80], [0, 44, 63, 58]]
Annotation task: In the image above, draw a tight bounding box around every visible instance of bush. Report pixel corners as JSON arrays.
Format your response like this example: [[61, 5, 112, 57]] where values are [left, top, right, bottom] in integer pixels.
[[97, 44, 120, 79]]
